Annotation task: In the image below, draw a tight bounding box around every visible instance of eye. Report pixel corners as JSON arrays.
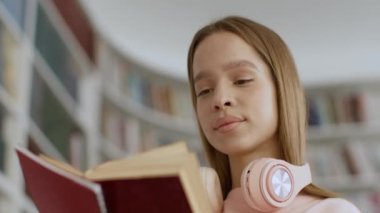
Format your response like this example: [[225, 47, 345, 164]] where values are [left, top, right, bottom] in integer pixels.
[[197, 88, 212, 97], [234, 79, 254, 85]]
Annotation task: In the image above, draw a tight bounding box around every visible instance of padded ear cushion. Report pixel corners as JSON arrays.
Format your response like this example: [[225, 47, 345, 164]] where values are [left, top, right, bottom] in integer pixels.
[[241, 158, 303, 212], [241, 158, 277, 212], [200, 167, 223, 213]]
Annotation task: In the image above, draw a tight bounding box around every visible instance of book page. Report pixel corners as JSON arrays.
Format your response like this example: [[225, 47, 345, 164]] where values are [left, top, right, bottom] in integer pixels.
[[85, 152, 193, 180], [39, 154, 84, 177], [86, 141, 189, 174]]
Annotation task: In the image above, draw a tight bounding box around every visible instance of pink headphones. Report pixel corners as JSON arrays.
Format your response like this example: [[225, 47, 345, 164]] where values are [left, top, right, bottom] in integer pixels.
[[241, 158, 312, 212]]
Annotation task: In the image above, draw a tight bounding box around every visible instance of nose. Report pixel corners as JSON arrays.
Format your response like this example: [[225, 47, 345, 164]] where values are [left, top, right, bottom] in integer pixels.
[[214, 101, 232, 110], [213, 87, 233, 111]]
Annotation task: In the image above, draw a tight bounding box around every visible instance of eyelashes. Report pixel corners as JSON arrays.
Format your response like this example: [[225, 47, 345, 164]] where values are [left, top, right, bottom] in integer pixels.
[[234, 79, 254, 85], [196, 88, 212, 97], [196, 78, 254, 97]]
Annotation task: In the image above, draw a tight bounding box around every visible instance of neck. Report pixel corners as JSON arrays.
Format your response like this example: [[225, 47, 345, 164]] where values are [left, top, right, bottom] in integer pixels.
[[229, 137, 283, 189]]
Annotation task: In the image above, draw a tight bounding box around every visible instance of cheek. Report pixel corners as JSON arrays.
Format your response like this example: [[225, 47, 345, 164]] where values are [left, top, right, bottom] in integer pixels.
[[250, 88, 278, 123], [196, 101, 209, 129], [263, 91, 278, 126], [263, 94, 277, 116]]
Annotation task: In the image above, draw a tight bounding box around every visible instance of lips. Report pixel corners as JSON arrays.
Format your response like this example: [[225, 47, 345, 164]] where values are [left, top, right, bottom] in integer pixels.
[[213, 115, 245, 132]]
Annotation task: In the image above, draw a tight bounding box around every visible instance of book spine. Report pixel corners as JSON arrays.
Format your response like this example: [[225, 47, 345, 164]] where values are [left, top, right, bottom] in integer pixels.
[[2, 27, 18, 98], [51, 0, 95, 62], [344, 140, 375, 178], [363, 91, 380, 125], [125, 117, 140, 154], [69, 131, 85, 170]]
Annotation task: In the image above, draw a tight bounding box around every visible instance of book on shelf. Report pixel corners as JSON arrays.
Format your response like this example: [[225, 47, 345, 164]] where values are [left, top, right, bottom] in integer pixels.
[[170, 87, 194, 120], [343, 140, 377, 178], [101, 103, 126, 150], [140, 127, 158, 152], [307, 94, 336, 126], [362, 90, 380, 125], [101, 103, 142, 153], [344, 140, 380, 176], [35, 3, 80, 101], [16, 141, 212, 213], [126, 69, 144, 104], [0, 24, 19, 99], [307, 91, 368, 127], [307, 146, 350, 180], [98, 39, 193, 120], [334, 92, 365, 124], [151, 83, 173, 115], [51, 0, 95, 62], [30, 69, 86, 166]]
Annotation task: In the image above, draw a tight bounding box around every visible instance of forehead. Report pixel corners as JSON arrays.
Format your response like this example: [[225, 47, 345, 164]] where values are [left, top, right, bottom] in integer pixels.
[[194, 32, 251, 61], [192, 32, 263, 77]]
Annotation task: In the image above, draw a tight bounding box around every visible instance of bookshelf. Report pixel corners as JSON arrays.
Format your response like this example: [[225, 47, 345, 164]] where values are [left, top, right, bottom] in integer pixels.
[[0, 0, 201, 212], [96, 39, 201, 159], [305, 80, 380, 211], [0, 0, 96, 211]]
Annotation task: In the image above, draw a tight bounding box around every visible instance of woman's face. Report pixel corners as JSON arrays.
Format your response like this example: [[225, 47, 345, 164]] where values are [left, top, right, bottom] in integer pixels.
[[192, 32, 279, 156]]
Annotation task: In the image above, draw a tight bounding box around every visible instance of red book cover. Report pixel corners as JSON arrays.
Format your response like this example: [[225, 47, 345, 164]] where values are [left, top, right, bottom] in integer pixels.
[[98, 177, 192, 213], [16, 147, 106, 213]]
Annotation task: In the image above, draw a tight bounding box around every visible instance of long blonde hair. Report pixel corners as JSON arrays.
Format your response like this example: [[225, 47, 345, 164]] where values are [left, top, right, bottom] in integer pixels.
[[187, 16, 337, 199]]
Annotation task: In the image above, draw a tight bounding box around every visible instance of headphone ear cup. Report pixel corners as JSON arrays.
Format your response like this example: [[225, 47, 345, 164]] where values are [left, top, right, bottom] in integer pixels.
[[241, 158, 300, 212], [241, 158, 276, 212]]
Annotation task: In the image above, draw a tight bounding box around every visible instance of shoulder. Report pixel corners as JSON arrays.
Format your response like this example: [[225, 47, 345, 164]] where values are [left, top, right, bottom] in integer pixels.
[[308, 197, 361, 213]]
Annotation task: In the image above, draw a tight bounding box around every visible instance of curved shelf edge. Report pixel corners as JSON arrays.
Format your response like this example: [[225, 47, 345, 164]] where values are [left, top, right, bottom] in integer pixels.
[[103, 85, 199, 137]]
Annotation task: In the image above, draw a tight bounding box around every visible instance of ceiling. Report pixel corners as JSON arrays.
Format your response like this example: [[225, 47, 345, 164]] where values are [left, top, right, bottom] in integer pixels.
[[79, 0, 380, 85]]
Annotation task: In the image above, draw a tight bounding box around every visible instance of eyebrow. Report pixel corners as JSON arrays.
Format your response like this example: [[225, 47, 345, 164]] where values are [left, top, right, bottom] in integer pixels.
[[222, 60, 257, 71], [193, 59, 257, 84]]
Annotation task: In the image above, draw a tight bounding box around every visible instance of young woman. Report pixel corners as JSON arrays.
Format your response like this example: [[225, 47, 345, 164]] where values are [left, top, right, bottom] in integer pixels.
[[188, 16, 360, 212]]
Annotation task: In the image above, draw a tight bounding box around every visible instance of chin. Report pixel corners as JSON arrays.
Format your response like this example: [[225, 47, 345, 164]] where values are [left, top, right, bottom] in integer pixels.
[[212, 139, 260, 156]]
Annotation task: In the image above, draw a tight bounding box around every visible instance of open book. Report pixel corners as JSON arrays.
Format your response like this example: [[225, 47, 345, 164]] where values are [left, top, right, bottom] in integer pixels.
[[16, 142, 213, 213]]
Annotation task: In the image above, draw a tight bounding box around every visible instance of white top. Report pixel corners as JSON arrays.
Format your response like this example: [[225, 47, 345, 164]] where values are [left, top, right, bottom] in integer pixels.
[[223, 188, 361, 213]]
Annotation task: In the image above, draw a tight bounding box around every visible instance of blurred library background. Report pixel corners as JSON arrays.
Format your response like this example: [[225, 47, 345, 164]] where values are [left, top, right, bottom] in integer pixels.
[[0, 0, 379, 212]]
